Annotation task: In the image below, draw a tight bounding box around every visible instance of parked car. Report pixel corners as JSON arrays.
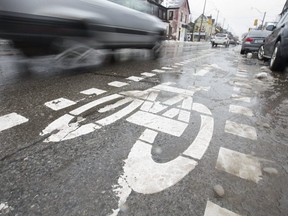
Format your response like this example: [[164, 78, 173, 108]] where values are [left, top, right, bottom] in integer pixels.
[[0, 0, 166, 61], [240, 30, 271, 55], [258, 12, 288, 71], [212, 33, 230, 47]]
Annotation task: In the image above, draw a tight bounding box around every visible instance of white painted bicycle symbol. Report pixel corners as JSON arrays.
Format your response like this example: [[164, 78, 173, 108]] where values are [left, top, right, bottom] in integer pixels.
[[40, 83, 214, 215]]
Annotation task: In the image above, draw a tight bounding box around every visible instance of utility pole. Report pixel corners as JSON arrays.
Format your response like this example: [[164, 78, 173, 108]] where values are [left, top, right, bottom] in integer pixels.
[[215, 9, 219, 34], [261, 12, 267, 29], [198, 0, 207, 42]]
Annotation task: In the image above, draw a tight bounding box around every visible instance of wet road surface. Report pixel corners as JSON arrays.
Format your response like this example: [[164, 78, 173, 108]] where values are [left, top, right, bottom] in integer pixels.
[[0, 42, 288, 216]]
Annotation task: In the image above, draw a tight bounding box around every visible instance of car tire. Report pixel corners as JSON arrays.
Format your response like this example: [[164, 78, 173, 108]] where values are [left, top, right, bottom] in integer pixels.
[[269, 41, 286, 71], [240, 49, 245, 55], [257, 45, 265, 60], [151, 40, 163, 59]]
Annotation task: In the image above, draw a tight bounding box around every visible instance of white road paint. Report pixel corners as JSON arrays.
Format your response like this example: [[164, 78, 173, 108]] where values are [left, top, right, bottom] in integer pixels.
[[195, 68, 210, 76], [175, 63, 184, 66], [204, 201, 241, 216], [210, 64, 221, 69], [229, 105, 254, 117], [140, 101, 154, 112], [98, 98, 133, 113], [80, 88, 106, 95], [161, 67, 173, 70], [41, 114, 100, 142], [110, 83, 214, 216], [178, 110, 190, 123], [181, 97, 193, 110], [232, 94, 251, 103], [45, 97, 76, 111], [70, 94, 122, 116], [141, 72, 156, 77], [0, 113, 28, 132], [153, 85, 196, 96], [236, 73, 248, 78], [126, 76, 144, 82], [121, 140, 198, 194], [163, 108, 180, 118], [192, 103, 212, 115], [96, 99, 143, 126], [139, 129, 158, 143], [163, 95, 185, 106], [216, 147, 262, 183], [152, 69, 166, 73], [127, 111, 188, 137], [225, 120, 257, 140], [234, 82, 251, 89], [233, 87, 241, 92], [146, 102, 168, 113], [108, 81, 128, 88], [183, 115, 214, 160]]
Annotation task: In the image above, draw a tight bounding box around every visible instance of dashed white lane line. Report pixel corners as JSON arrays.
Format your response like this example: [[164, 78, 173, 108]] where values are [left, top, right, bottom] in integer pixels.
[[0, 113, 29, 132], [141, 72, 156, 77], [80, 88, 106, 95], [225, 120, 257, 140], [175, 63, 184, 66], [229, 105, 254, 117], [232, 94, 251, 103], [236, 73, 248, 78], [126, 76, 144, 82], [44, 98, 76, 111], [152, 69, 166, 73], [108, 81, 129, 88], [204, 201, 241, 216], [234, 82, 251, 89], [216, 147, 262, 183], [161, 67, 173, 70]]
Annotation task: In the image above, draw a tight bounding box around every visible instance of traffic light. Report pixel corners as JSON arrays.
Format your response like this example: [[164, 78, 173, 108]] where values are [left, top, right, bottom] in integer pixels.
[[254, 19, 258, 26]]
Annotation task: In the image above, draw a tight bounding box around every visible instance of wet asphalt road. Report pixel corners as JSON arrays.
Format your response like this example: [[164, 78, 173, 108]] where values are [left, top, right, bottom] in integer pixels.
[[0, 42, 288, 216]]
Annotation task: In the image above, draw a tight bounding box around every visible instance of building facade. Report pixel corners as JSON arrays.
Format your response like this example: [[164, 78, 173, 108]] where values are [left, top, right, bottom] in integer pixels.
[[192, 14, 216, 41], [165, 0, 191, 41]]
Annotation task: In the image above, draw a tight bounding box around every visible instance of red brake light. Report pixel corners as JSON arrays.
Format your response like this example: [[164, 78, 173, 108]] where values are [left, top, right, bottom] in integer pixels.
[[245, 37, 254, 42]]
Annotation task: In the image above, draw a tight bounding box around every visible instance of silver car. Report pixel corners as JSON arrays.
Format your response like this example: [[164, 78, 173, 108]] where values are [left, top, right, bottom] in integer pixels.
[[0, 0, 166, 60]]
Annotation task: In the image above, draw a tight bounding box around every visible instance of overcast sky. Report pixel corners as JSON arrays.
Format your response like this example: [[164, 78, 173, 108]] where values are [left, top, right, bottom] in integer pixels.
[[187, 0, 286, 36]]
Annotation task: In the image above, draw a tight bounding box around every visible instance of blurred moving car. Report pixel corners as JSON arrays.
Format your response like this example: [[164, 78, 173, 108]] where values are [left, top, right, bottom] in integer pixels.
[[258, 12, 288, 71], [212, 33, 230, 47], [240, 30, 271, 55], [0, 0, 166, 61]]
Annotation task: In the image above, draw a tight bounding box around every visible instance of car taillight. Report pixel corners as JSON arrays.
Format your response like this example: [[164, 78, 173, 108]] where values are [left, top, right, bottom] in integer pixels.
[[245, 37, 254, 42]]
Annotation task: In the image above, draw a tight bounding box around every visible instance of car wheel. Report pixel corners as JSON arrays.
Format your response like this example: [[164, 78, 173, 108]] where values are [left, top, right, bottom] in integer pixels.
[[151, 40, 163, 59], [257, 45, 265, 60], [270, 41, 286, 71], [240, 49, 245, 55]]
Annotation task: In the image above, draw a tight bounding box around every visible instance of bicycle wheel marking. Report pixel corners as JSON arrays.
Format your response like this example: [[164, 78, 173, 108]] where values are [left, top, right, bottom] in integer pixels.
[[111, 85, 213, 215]]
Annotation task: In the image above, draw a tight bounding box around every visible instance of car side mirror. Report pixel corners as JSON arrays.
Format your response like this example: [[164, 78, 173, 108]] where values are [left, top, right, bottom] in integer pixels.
[[266, 25, 276, 31]]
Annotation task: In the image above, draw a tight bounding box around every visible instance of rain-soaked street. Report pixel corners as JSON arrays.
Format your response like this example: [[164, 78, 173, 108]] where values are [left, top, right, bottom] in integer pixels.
[[0, 42, 288, 216]]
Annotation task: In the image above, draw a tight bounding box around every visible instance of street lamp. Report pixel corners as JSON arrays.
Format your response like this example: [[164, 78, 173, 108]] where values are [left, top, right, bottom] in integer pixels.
[[251, 7, 266, 29]]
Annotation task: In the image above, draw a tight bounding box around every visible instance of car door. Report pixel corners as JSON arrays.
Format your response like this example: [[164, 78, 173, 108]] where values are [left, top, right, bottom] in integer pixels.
[[265, 13, 288, 56]]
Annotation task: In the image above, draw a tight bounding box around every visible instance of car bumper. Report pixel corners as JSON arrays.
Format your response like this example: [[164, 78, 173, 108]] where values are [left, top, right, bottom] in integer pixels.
[[241, 43, 262, 52]]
